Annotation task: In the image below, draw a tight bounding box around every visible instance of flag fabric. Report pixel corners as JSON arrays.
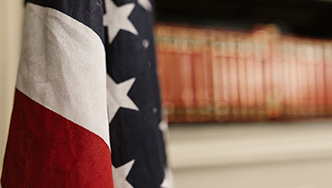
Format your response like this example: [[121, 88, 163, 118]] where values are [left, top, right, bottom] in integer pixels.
[[1, 0, 171, 187], [103, 0, 173, 187], [1, 0, 114, 187]]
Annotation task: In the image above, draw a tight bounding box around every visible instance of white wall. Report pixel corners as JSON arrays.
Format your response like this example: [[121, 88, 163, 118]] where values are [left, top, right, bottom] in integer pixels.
[[0, 0, 24, 176]]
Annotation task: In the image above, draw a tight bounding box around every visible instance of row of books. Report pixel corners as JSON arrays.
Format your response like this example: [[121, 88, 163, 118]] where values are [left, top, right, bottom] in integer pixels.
[[155, 23, 332, 123]]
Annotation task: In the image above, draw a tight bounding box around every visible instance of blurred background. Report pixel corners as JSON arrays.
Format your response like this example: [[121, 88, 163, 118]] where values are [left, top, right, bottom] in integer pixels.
[[154, 0, 332, 187], [2, 0, 332, 187]]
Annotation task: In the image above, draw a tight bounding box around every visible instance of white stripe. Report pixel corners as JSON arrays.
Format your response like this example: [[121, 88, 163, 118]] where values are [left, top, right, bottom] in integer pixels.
[[16, 3, 110, 147]]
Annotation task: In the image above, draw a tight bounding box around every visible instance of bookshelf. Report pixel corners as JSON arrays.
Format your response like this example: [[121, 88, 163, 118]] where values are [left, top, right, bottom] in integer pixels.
[[154, 0, 332, 123]]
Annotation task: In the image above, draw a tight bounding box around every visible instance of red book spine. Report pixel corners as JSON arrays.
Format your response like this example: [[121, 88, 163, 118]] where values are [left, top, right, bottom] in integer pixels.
[[306, 40, 317, 116], [237, 33, 248, 120], [192, 28, 211, 122], [155, 25, 170, 120], [266, 27, 283, 119], [251, 34, 260, 119], [155, 25, 177, 122], [290, 38, 299, 117], [324, 42, 332, 114], [294, 40, 303, 116], [260, 29, 272, 118], [281, 38, 293, 117], [225, 32, 239, 120], [253, 32, 268, 119], [205, 30, 215, 122], [172, 26, 191, 122], [210, 31, 228, 121], [278, 40, 287, 117], [298, 40, 311, 116], [313, 42, 325, 116]]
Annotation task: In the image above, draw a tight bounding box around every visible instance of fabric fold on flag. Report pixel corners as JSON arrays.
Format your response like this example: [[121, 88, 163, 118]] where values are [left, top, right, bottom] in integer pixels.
[[1, 1, 114, 187]]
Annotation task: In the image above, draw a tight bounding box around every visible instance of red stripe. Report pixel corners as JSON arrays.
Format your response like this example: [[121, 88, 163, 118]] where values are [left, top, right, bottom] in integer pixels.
[[1, 89, 114, 188]]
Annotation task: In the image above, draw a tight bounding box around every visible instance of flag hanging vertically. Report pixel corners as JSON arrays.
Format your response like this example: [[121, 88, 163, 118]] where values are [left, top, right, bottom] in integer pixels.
[[103, 0, 173, 187], [1, 0, 172, 187], [1, 0, 114, 187]]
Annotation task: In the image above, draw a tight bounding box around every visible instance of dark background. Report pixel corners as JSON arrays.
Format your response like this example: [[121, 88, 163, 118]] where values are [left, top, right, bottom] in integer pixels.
[[155, 0, 332, 38]]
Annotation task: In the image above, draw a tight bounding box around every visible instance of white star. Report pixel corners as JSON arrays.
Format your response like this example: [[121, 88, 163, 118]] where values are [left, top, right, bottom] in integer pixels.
[[159, 119, 170, 144], [107, 75, 139, 123], [142, 39, 150, 49], [113, 160, 135, 188], [103, 0, 138, 44], [137, 0, 153, 12], [160, 167, 174, 188], [159, 119, 169, 135]]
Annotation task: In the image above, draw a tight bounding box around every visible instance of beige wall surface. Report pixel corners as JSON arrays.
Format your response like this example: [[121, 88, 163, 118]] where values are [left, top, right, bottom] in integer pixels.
[[0, 0, 24, 176]]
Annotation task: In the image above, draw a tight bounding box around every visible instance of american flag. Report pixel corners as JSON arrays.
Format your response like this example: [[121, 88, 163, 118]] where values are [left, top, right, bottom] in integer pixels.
[[103, 0, 173, 187], [1, 0, 172, 187]]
